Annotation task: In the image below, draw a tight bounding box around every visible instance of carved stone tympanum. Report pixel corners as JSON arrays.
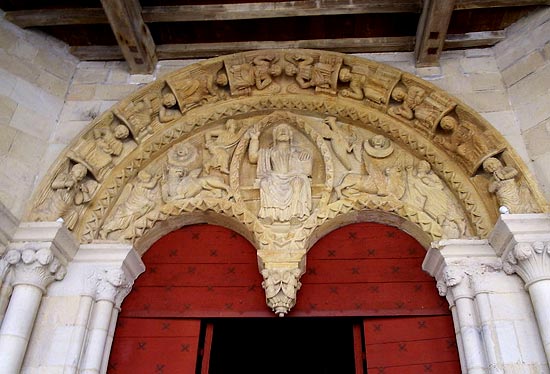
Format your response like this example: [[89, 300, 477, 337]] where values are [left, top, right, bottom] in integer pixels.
[[27, 49, 548, 315]]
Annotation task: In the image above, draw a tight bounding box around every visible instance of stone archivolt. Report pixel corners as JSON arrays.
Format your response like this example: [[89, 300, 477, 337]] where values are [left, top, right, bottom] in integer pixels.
[[26, 49, 548, 314]]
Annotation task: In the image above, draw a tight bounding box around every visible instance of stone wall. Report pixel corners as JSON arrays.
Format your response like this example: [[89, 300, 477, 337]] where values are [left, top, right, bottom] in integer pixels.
[[0, 14, 78, 218], [494, 7, 550, 199]]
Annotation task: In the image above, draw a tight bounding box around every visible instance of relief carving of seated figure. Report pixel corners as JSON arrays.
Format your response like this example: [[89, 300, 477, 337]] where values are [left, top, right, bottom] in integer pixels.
[[248, 123, 313, 224]]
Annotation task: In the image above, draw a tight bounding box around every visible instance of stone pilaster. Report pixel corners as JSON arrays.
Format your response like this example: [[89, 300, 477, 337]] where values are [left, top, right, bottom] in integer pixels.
[[489, 213, 550, 365]]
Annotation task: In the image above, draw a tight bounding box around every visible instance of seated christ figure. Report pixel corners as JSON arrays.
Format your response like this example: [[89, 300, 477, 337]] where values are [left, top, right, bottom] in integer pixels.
[[248, 123, 313, 224]]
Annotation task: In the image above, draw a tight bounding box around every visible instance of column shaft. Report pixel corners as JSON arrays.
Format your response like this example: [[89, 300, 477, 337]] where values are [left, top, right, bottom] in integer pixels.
[[527, 280, 550, 362], [454, 294, 488, 374], [0, 284, 43, 374], [80, 300, 115, 374]]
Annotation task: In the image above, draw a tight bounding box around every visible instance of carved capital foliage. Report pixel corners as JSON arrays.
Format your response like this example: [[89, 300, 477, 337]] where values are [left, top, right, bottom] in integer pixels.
[[88, 268, 133, 304], [261, 267, 303, 317], [3, 244, 67, 292], [503, 241, 550, 287]]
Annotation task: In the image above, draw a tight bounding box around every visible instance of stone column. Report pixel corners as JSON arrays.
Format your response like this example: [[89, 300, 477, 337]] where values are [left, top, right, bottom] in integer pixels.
[[0, 222, 77, 374], [490, 214, 550, 365], [79, 268, 132, 374], [67, 242, 144, 374], [424, 239, 503, 374]]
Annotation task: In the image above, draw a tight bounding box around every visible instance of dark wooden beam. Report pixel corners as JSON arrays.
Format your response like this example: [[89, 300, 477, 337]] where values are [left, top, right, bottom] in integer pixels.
[[141, 0, 422, 23], [455, 0, 550, 9], [100, 0, 157, 74], [4, 8, 108, 28], [444, 30, 505, 48], [5, 1, 422, 28], [415, 0, 457, 67], [70, 31, 505, 61], [70, 37, 416, 60], [5, 1, 549, 28]]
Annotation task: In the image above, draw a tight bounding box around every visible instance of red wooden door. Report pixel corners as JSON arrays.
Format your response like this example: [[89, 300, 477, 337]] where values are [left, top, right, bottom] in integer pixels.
[[108, 223, 460, 373]]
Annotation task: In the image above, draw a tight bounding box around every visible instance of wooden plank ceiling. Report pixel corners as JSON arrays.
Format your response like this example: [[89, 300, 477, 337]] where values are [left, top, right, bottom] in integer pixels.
[[2, 0, 549, 73]]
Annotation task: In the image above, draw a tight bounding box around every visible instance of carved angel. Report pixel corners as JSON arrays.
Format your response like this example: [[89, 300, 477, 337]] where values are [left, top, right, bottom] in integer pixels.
[[319, 116, 360, 171], [32, 163, 97, 229], [482, 157, 533, 214], [203, 119, 244, 174]]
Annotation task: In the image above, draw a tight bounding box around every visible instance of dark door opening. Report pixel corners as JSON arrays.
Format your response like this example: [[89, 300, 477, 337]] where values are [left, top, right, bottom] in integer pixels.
[[204, 317, 359, 374]]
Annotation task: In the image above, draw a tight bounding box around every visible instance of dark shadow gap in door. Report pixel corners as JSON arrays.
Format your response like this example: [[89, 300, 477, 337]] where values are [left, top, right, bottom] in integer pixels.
[[204, 317, 359, 374]]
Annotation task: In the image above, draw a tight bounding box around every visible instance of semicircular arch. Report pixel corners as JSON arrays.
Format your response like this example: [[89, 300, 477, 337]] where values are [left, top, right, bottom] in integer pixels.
[[27, 49, 547, 256]]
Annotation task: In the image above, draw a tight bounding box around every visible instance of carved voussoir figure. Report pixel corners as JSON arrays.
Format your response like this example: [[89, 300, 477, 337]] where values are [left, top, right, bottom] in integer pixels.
[[165, 65, 227, 113], [435, 116, 504, 175], [115, 95, 155, 142], [285, 53, 342, 94], [389, 81, 456, 134], [482, 157, 536, 214], [338, 64, 400, 105], [32, 162, 97, 229], [225, 53, 282, 96], [247, 123, 313, 225], [67, 113, 135, 181], [158, 88, 181, 123]]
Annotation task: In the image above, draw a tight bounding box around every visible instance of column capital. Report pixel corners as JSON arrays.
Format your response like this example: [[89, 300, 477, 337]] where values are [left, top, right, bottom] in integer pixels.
[[4, 245, 67, 292], [423, 239, 501, 299], [93, 268, 133, 304], [489, 213, 550, 287], [4, 221, 79, 291], [502, 241, 550, 287]]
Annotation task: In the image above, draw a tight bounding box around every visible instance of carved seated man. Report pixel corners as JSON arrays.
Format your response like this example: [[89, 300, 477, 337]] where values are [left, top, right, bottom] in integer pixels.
[[248, 123, 313, 224]]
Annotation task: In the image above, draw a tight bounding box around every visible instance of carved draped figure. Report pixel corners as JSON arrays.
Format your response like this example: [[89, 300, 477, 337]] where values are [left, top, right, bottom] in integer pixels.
[[256, 143, 312, 222]]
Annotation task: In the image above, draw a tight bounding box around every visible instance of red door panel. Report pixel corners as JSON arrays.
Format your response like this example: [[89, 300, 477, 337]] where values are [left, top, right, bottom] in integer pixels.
[[363, 316, 461, 373], [108, 318, 201, 374]]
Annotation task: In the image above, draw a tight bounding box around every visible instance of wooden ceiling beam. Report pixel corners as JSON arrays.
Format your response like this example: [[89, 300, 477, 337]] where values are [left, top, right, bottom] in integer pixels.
[[69, 30, 503, 61], [455, 0, 550, 9], [100, 0, 157, 74], [141, 0, 422, 23], [415, 0, 457, 67], [5, 0, 549, 28]]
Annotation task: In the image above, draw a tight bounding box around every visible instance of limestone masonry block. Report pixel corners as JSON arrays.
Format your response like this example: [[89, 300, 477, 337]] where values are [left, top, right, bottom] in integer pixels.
[[524, 119, 550, 159], [502, 50, 546, 87]]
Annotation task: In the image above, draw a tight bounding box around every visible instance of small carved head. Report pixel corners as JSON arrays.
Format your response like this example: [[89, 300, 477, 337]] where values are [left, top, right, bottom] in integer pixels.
[[70, 163, 88, 180], [162, 92, 177, 107], [114, 124, 130, 139], [440, 116, 458, 131], [273, 123, 293, 144], [482, 157, 502, 173]]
